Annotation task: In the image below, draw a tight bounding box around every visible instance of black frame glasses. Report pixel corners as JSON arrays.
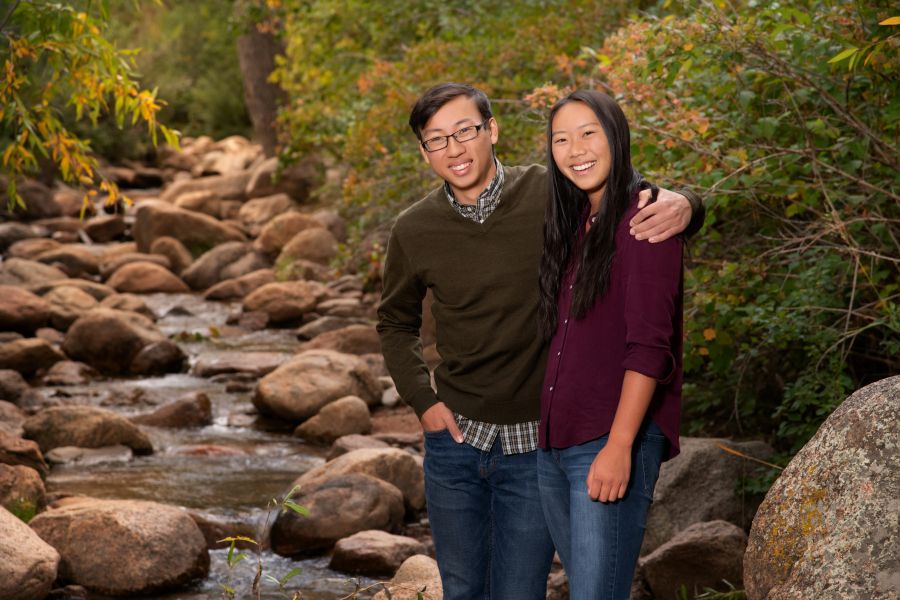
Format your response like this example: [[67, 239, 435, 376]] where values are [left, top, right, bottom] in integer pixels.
[[420, 119, 490, 152]]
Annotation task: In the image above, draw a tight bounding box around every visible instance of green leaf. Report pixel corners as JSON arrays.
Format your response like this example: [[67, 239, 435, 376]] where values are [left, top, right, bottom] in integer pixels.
[[280, 567, 303, 585], [283, 500, 310, 517], [827, 47, 857, 64]]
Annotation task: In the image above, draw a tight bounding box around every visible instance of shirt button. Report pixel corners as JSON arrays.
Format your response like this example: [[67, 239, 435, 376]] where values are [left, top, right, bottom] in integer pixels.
[[564, 319, 568, 324], [549, 385, 554, 391], [557, 351, 561, 356], [569, 284, 573, 289]]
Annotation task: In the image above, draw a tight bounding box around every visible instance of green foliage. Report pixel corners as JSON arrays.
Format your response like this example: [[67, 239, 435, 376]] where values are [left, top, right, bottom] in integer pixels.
[[0, 0, 177, 210], [557, 0, 899, 453], [7, 498, 38, 523]]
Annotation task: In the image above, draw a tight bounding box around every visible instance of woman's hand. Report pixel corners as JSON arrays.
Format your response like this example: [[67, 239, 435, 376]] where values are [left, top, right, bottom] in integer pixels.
[[586, 441, 632, 502]]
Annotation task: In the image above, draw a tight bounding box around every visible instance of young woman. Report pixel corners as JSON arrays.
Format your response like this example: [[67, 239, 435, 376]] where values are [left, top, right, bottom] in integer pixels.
[[536, 90, 684, 599]]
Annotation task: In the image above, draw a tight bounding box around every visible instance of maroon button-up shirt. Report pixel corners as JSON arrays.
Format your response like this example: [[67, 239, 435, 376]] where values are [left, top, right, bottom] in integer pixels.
[[539, 198, 683, 460]]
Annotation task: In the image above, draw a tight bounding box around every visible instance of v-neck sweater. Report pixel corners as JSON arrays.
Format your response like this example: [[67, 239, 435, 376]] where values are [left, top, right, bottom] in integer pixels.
[[377, 164, 548, 423]]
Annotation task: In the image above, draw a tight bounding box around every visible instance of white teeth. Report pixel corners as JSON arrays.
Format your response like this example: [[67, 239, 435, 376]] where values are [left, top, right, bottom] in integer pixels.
[[450, 162, 471, 172], [572, 162, 595, 172]]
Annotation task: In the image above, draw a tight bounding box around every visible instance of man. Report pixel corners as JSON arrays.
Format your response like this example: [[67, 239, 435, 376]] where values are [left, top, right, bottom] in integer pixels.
[[377, 83, 703, 599]]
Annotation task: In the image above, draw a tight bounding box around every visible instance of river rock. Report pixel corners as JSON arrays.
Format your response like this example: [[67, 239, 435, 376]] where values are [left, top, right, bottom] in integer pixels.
[[639, 520, 746, 600], [62, 308, 173, 374], [219, 250, 270, 281], [45, 445, 133, 466], [0, 257, 67, 287], [98, 252, 171, 279], [128, 340, 186, 375], [238, 193, 298, 233], [255, 212, 323, 255], [243, 280, 330, 325], [0, 370, 29, 403], [0, 178, 61, 221], [131, 393, 212, 428], [253, 349, 380, 421], [173, 189, 224, 218], [7, 237, 61, 260], [0, 401, 26, 436], [149, 236, 193, 274], [161, 169, 251, 202], [316, 297, 369, 319], [83, 215, 125, 243], [29, 279, 115, 302], [0, 338, 64, 377], [311, 208, 347, 242], [181, 242, 251, 290], [42, 361, 98, 386], [295, 396, 371, 444], [192, 351, 287, 378], [203, 268, 276, 301], [330, 530, 426, 576], [43, 286, 99, 331], [0, 505, 60, 600], [371, 554, 442, 600], [106, 261, 190, 294], [98, 293, 156, 320], [23, 405, 153, 454], [30, 498, 209, 595], [299, 324, 381, 355], [0, 463, 46, 518], [643, 437, 774, 554], [328, 434, 390, 460], [35, 245, 100, 277], [292, 447, 424, 511], [245, 155, 320, 201], [270, 473, 404, 556], [296, 316, 367, 341], [277, 227, 338, 265], [0, 286, 50, 333], [275, 258, 330, 281], [133, 202, 245, 255], [744, 376, 900, 600], [0, 222, 48, 253], [0, 431, 49, 477]]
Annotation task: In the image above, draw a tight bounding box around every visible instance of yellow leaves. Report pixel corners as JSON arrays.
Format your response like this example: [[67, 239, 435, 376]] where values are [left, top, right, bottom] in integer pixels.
[[879, 16, 900, 26], [683, 42, 694, 51], [698, 347, 710, 356], [703, 328, 717, 341]]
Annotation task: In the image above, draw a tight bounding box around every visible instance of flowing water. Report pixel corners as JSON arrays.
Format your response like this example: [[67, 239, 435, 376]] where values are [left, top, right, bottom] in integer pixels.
[[43, 293, 377, 598]]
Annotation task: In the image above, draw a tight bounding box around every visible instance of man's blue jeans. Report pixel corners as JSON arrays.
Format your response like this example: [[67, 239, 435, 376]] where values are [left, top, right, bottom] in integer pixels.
[[537, 422, 667, 600], [423, 429, 555, 599]]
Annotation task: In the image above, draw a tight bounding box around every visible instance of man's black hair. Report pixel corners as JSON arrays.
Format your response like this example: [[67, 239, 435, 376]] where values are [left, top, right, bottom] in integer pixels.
[[408, 83, 493, 140]]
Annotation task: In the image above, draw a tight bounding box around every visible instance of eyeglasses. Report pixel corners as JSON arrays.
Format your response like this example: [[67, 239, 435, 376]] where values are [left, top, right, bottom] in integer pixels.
[[420, 120, 490, 152]]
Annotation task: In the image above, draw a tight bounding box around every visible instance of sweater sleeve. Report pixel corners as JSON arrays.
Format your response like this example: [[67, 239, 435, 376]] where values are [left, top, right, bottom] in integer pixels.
[[376, 225, 438, 418], [621, 231, 683, 383], [680, 188, 706, 239]]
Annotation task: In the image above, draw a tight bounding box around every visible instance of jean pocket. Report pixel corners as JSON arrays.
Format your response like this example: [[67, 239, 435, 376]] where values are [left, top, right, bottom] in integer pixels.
[[639, 439, 665, 498], [423, 428, 450, 439]]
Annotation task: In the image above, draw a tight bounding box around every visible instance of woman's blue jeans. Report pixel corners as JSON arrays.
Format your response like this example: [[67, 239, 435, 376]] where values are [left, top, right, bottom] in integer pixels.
[[537, 422, 667, 600], [424, 429, 555, 599]]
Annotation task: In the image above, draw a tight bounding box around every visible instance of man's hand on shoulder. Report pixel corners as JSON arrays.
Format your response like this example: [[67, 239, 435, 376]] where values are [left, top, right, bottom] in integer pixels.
[[420, 402, 464, 443], [630, 187, 692, 243]]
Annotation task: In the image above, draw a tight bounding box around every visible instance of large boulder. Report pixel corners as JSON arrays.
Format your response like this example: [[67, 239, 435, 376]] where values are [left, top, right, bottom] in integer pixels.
[[330, 530, 426, 576], [43, 286, 99, 331], [255, 211, 323, 255], [299, 324, 381, 355], [643, 437, 774, 554], [277, 227, 338, 265], [238, 192, 298, 234], [30, 498, 209, 595], [180, 242, 251, 290], [639, 520, 747, 600], [133, 202, 245, 255], [291, 447, 424, 511], [23, 406, 153, 454], [203, 268, 276, 301], [0, 463, 46, 518], [0, 258, 66, 287], [327, 434, 390, 461], [0, 286, 50, 333], [0, 506, 60, 600], [372, 554, 443, 600], [243, 280, 331, 325], [131, 393, 212, 429], [269, 473, 404, 556], [253, 349, 380, 421], [0, 339, 65, 377], [62, 308, 183, 374], [744, 376, 900, 600], [0, 430, 49, 478], [295, 395, 371, 444], [106, 262, 190, 294]]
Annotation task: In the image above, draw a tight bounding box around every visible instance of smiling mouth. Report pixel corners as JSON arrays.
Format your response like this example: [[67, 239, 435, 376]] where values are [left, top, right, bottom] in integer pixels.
[[449, 161, 472, 173], [571, 161, 596, 172]]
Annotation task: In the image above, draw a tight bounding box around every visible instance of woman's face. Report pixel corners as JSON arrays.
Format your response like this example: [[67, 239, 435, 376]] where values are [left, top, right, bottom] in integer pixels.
[[550, 101, 611, 205]]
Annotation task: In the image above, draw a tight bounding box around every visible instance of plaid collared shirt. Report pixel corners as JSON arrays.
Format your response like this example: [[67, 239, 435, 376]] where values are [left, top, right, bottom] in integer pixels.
[[443, 158, 539, 455], [443, 157, 505, 224]]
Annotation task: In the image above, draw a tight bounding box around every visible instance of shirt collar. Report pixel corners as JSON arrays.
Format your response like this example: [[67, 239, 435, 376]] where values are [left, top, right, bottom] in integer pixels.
[[443, 157, 504, 218]]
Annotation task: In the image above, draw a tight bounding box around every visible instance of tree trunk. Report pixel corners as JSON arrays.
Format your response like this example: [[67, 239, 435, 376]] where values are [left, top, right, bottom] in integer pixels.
[[236, 29, 287, 157]]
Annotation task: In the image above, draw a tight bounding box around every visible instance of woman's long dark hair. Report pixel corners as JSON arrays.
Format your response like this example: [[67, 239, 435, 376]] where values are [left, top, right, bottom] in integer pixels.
[[538, 90, 642, 341]]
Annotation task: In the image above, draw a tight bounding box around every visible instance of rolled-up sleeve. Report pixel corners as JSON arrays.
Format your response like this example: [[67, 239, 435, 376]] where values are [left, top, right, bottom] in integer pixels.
[[621, 233, 683, 384], [376, 225, 438, 417]]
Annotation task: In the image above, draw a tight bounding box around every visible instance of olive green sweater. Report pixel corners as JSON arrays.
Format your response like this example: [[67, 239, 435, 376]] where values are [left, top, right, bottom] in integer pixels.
[[376, 164, 704, 423]]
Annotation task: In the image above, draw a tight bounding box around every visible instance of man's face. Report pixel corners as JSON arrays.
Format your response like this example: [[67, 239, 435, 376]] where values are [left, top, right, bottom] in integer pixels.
[[418, 95, 499, 198]]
